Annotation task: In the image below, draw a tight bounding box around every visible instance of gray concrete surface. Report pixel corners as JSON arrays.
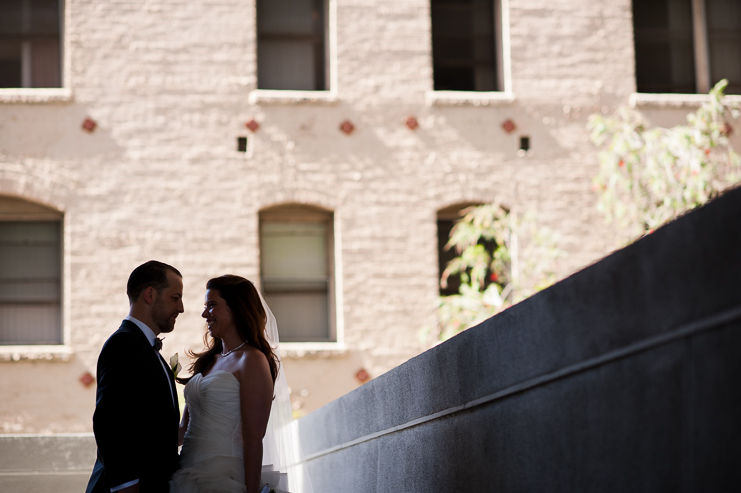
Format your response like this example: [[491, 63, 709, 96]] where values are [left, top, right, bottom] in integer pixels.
[[298, 187, 741, 492], [0, 434, 95, 492]]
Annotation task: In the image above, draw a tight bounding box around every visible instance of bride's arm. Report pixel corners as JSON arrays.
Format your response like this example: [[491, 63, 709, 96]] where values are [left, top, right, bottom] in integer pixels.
[[178, 405, 189, 447], [237, 349, 273, 493]]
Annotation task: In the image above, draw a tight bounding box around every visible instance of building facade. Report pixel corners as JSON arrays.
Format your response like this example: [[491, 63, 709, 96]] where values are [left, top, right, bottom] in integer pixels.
[[0, 0, 738, 431]]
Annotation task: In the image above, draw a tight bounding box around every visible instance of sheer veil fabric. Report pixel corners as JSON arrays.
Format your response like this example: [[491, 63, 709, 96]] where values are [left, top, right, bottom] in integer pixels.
[[258, 289, 314, 493]]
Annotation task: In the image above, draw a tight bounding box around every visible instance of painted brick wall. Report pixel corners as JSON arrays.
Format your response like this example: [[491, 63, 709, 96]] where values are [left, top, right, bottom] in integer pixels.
[[0, 0, 643, 431]]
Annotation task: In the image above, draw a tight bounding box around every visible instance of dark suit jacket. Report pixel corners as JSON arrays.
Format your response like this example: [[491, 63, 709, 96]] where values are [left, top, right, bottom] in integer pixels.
[[85, 320, 180, 493]]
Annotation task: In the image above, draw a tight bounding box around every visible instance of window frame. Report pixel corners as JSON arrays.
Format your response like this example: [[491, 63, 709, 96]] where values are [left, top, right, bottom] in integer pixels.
[[427, 0, 513, 105], [0, 195, 70, 360], [0, 0, 70, 103], [437, 202, 493, 297], [250, 0, 338, 104], [633, 0, 741, 96], [258, 204, 343, 351]]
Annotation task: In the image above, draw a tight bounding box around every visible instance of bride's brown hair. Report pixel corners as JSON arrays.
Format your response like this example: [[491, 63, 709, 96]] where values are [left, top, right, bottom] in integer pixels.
[[178, 275, 279, 385]]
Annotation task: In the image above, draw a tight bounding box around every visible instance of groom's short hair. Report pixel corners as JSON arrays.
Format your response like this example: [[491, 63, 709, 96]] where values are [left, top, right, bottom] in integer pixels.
[[127, 260, 182, 304]]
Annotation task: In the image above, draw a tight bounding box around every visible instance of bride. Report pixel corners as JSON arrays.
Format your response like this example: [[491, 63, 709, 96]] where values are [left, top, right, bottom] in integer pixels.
[[170, 275, 312, 493]]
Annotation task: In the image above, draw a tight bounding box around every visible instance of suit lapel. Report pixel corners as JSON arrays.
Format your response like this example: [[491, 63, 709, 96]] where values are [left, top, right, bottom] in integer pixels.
[[119, 320, 179, 416]]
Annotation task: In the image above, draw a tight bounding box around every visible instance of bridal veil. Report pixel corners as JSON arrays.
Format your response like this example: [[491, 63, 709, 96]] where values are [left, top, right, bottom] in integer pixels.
[[257, 289, 314, 493]]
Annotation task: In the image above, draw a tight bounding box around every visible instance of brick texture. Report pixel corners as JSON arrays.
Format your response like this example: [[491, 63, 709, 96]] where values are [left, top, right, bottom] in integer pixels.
[[0, 0, 660, 430]]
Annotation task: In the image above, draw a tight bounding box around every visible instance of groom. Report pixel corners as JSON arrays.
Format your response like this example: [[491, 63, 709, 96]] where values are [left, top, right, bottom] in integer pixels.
[[86, 261, 184, 493]]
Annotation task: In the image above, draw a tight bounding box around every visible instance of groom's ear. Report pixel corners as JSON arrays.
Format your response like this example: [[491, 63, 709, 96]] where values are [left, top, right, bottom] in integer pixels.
[[142, 286, 157, 305]]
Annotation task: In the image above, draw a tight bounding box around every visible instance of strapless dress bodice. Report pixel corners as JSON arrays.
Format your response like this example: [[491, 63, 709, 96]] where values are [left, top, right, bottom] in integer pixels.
[[170, 370, 290, 493], [180, 371, 243, 468]]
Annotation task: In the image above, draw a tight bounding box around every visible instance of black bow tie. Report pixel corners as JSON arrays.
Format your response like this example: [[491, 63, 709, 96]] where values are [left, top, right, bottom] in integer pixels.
[[153, 337, 163, 351]]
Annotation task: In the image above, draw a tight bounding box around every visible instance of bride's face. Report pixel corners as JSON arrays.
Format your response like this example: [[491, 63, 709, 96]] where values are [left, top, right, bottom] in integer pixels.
[[202, 289, 236, 339]]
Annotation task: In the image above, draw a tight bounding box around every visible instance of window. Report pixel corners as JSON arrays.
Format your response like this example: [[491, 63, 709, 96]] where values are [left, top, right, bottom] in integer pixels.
[[437, 203, 488, 296], [0, 196, 62, 345], [431, 0, 504, 91], [260, 205, 334, 342], [633, 0, 741, 94], [0, 0, 63, 88], [257, 0, 327, 90], [706, 0, 741, 93]]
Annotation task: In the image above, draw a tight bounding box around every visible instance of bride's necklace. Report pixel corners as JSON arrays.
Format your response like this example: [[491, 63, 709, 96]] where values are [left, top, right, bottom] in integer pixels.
[[221, 341, 246, 357]]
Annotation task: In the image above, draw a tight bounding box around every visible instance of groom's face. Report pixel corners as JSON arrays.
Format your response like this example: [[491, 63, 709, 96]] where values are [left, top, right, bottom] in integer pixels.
[[151, 271, 184, 334]]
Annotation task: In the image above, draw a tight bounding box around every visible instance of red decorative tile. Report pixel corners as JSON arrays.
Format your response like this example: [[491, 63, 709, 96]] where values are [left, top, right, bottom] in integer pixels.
[[245, 119, 260, 132], [82, 118, 97, 133], [79, 372, 95, 388], [339, 120, 355, 135], [355, 368, 370, 383], [501, 119, 516, 134]]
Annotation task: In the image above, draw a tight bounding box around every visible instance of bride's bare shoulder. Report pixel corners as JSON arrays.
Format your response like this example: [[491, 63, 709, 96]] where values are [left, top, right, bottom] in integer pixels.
[[234, 346, 270, 379]]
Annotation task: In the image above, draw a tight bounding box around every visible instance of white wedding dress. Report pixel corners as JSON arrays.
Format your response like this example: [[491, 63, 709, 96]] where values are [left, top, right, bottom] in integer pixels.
[[169, 371, 289, 493]]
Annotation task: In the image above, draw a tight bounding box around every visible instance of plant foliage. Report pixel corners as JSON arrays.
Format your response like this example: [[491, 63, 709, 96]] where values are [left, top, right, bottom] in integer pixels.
[[588, 79, 740, 239], [428, 204, 561, 343]]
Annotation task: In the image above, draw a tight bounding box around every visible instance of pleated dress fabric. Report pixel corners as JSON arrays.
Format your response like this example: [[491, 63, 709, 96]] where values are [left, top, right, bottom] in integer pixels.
[[170, 371, 247, 493]]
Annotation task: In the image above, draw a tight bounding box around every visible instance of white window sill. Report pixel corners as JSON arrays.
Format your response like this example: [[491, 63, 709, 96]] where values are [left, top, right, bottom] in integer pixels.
[[279, 342, 347, 358], [0, 345, 73, 362], [248, 90, 339, 105], [629, 92, 741, 109], [0, 88, 73, 104], [425, 90, 515, 107]]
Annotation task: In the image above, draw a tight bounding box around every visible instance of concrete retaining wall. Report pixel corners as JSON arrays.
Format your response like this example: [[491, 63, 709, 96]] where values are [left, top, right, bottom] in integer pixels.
[[298, 187, 741, 492], [0, 434, 95, 492]]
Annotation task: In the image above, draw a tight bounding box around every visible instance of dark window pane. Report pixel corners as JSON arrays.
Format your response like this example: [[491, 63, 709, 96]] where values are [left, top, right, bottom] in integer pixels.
[[432, 37, 474, 60], [258, 40, 317, 90], [0, 60, 21, 87], [633, 0, 696, 93], [31, 38, 60, 87], [431, 7, 472, 37], [432, 0, 499, 91], [438, 219, 460, 296], [0, 0, 24, 34], [706, 0, 741, 94], [0, 220, 62, 345], [432, 0, 473, 5], [0, 0, 61, 88], [31, 0, 60, 34], [0, 0, 59, 35], [437, 215, 499, 297], [0, 41, 22, 87], [257, 0, 326, 90], [434, 66, 475, 91], [633, 0, 671, 29]]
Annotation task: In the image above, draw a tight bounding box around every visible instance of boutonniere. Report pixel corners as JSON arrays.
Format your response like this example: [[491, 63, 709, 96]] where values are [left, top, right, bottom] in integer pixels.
[[169, 353, 182, 379]]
